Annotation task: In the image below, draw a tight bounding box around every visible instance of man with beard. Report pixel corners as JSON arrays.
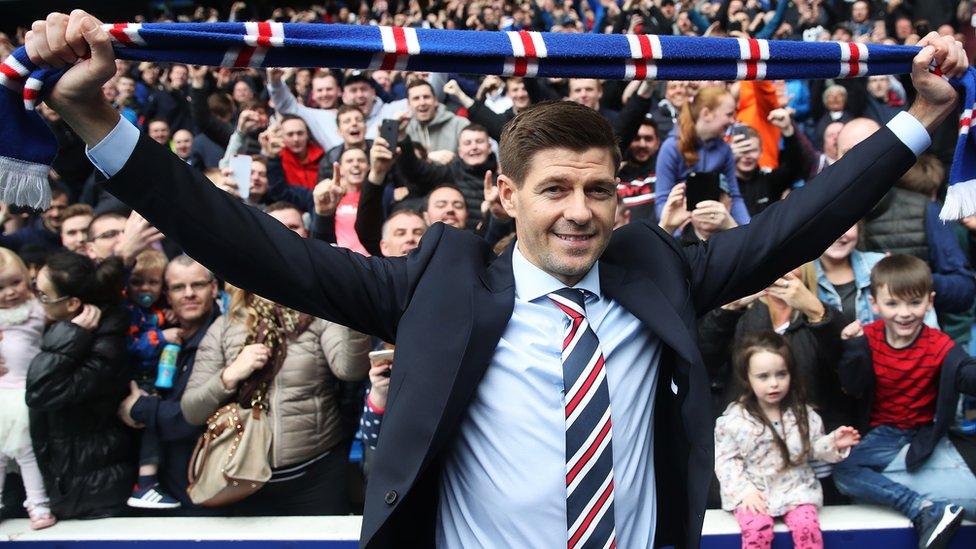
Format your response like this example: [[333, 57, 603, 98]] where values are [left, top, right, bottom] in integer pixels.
[[394, 125, 496, 228], [118, 256, 222, 514], [616, 118, 661, 222], [59, 203, 93, 254], [404, 80, 469, 155], [0, 186, 68, 253], [443, 77, 533, 142]]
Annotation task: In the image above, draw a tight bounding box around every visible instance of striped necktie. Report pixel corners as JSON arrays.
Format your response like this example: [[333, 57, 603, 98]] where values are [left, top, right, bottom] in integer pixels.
[[548, 287, 617, 549]]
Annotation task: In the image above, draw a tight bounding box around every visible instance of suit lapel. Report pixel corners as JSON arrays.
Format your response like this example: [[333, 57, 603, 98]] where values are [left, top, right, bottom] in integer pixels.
[[423, 243, 516, 465], [600, 261, 701, 369]]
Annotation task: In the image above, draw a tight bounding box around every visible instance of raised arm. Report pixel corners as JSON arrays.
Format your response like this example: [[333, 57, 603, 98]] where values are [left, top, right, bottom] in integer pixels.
[[26, 11, 432, 341], [681, 34, 967, 314]]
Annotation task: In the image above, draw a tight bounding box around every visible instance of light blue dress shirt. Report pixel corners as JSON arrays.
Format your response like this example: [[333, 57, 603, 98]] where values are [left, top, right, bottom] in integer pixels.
[[436, 246, 661, 548]]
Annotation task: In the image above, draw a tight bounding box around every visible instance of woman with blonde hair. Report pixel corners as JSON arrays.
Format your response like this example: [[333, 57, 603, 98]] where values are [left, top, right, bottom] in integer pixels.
[[181, 285, 371, 515], [655, 85, 751, 226]]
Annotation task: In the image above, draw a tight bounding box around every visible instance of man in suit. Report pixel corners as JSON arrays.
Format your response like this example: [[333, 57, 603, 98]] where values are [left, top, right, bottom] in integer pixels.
[[25, 11, 967, 548]]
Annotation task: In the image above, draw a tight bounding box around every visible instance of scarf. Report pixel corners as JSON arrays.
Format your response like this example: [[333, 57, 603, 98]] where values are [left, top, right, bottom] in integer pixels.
[[1, 23, 975, 218], [236, 294, 312, 407]]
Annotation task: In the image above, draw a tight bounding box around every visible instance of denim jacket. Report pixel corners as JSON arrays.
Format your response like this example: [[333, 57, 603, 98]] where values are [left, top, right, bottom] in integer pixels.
[[815, 250, 939, 328]]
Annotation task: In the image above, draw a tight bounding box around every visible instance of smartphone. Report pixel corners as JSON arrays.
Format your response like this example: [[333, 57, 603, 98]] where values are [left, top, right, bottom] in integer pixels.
[[368, 349, 395, 363], [229, 155, 252, 201], [728, 124, 751, 141], [684, 171, 722, 211], [379, 118, 399, 149]]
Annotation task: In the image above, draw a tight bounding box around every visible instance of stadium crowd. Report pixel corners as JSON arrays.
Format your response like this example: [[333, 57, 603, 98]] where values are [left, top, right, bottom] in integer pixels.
[[1, 0, 976, 547]]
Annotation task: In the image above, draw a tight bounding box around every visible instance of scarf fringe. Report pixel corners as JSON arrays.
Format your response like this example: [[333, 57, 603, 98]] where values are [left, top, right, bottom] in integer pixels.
[[0, 155, 50, 211], [940, 178, 976, 221]]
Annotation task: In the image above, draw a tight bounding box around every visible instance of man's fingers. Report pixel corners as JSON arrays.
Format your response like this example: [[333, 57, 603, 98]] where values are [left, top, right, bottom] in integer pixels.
[[80, 16, 116, 80], [64, 10, 92, 60], [30, 20, 64, 68], [45, 12, 77, 65]]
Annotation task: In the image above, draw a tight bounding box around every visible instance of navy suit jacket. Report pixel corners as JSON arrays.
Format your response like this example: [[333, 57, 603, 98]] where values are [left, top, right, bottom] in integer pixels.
[[103, 125, 917, 548]]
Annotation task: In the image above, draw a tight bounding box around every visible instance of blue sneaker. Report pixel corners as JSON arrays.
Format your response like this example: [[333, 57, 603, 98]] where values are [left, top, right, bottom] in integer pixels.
[[127, 484, 181, 509], [913, 502, 964, 549]]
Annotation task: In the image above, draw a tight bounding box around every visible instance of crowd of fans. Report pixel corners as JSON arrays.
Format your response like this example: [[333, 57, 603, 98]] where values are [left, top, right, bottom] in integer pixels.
[[1, 0, 976, 547]]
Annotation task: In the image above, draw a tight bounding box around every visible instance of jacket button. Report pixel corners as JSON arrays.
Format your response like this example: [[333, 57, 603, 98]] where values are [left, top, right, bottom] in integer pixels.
[[384, 490, 398, 505]]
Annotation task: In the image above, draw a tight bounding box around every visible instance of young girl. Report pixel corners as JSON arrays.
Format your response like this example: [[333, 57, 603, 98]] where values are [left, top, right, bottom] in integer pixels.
[[654, 84, 751, 225], [715, 332, 860, 549], [26, 252, 135, 519], [0, 247, 54, 529]]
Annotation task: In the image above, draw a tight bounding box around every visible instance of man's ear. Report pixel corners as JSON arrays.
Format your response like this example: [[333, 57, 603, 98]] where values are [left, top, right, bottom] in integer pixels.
[[65, 296, 83, 317], [497, 173, 519, 220]]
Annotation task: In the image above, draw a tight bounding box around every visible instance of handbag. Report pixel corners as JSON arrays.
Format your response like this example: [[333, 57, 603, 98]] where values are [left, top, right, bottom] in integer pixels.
[[187, 386, 273, 506], [186, 296, 311, 506]]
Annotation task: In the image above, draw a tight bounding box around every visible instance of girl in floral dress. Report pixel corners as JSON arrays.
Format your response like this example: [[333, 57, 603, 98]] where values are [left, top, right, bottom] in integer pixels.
[[715, 332, 860, 549]]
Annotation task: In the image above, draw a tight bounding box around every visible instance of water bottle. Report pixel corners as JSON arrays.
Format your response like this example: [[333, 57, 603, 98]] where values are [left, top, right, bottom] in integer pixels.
[[154, 343, 181, 389]]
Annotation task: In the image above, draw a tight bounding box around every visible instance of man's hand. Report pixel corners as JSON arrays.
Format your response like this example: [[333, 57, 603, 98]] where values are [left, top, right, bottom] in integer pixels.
[[369, 136, 397, 184], [730, 134, 759, 159], [236, 109, 261, 135], [313, 163, 346, 216], [221, 343, 269, 390], [71, 304, 102, 330], [188, 65, 209, 89], [118, 380, 148, 429], [259, 126, 284, 157], [116, 211, 165, 267], [481, 170, 510, 221], [767, 108, 794, 137], [24, 10, 119, 144], [721, 290, 764, 312], [908, 32, 969, 132]]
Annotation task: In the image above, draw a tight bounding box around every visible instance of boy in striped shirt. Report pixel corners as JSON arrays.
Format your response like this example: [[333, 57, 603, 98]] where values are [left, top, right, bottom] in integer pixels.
[[832, 254, 976, 549]]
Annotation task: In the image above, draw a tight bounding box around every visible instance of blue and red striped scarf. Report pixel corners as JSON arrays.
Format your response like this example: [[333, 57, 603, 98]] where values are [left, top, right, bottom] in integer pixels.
[[1, 23, 975, 218]]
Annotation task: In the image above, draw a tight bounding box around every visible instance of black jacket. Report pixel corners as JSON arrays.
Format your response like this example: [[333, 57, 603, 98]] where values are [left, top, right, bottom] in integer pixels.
[[102, 121, 917, 548], [26, 305, 136, 519], [838, 335, 976, 470]]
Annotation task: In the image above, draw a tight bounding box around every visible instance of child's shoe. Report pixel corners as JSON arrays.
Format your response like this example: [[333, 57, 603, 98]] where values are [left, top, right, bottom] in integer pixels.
[[913, 502, 964, 549], [127, 483, 181, 509], [27, 504, 56, 530]]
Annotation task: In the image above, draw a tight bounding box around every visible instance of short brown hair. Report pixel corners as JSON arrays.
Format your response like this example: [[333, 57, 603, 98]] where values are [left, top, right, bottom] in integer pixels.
[[499, 100, 620, 186], [870, 254, 933, 300], [896, 154, 944, 197], [337, 104, 364, 119], [62, 203, 93, 224]]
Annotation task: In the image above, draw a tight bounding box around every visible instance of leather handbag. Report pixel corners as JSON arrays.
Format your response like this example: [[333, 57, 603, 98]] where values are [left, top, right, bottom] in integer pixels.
[[186, 387, 272, 507]]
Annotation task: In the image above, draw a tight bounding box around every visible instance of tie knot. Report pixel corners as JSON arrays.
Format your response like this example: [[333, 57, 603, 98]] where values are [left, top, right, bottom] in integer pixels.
[[548, 287, 588, 317]]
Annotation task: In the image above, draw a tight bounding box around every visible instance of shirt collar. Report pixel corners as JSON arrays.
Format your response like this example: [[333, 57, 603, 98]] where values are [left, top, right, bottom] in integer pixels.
[[512, 244, 601, 303]]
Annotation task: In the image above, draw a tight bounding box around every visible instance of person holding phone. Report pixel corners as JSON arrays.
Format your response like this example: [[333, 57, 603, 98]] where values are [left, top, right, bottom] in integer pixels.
[[361, 349, 393, 454], [654, 85, 751, 227]]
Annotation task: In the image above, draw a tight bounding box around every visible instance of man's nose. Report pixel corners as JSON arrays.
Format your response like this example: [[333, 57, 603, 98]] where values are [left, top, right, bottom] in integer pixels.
[[563, 191, 593, 224]]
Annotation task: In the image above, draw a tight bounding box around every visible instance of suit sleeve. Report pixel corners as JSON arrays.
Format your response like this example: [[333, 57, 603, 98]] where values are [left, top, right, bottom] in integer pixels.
[[683, 124, 919, 315], [101, 135, 433, 343]]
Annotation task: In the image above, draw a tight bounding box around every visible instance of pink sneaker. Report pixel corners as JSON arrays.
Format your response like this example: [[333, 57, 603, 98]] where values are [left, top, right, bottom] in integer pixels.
[[27, 504, 56, 530]]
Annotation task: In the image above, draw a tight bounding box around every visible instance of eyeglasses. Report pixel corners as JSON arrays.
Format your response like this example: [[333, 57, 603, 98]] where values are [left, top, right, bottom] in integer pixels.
[[31, 280, 70, 305], [167, 280, 214, 294], [90, 229, 123, 243]]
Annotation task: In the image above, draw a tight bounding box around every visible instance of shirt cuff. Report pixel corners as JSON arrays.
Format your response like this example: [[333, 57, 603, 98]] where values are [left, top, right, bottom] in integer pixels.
[[886, 111, 930, 158], [85, 116, 141, 178]]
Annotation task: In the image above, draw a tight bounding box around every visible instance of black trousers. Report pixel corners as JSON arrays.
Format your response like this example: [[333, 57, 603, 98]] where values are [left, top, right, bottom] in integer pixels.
[[230, 450, 349, 516]]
